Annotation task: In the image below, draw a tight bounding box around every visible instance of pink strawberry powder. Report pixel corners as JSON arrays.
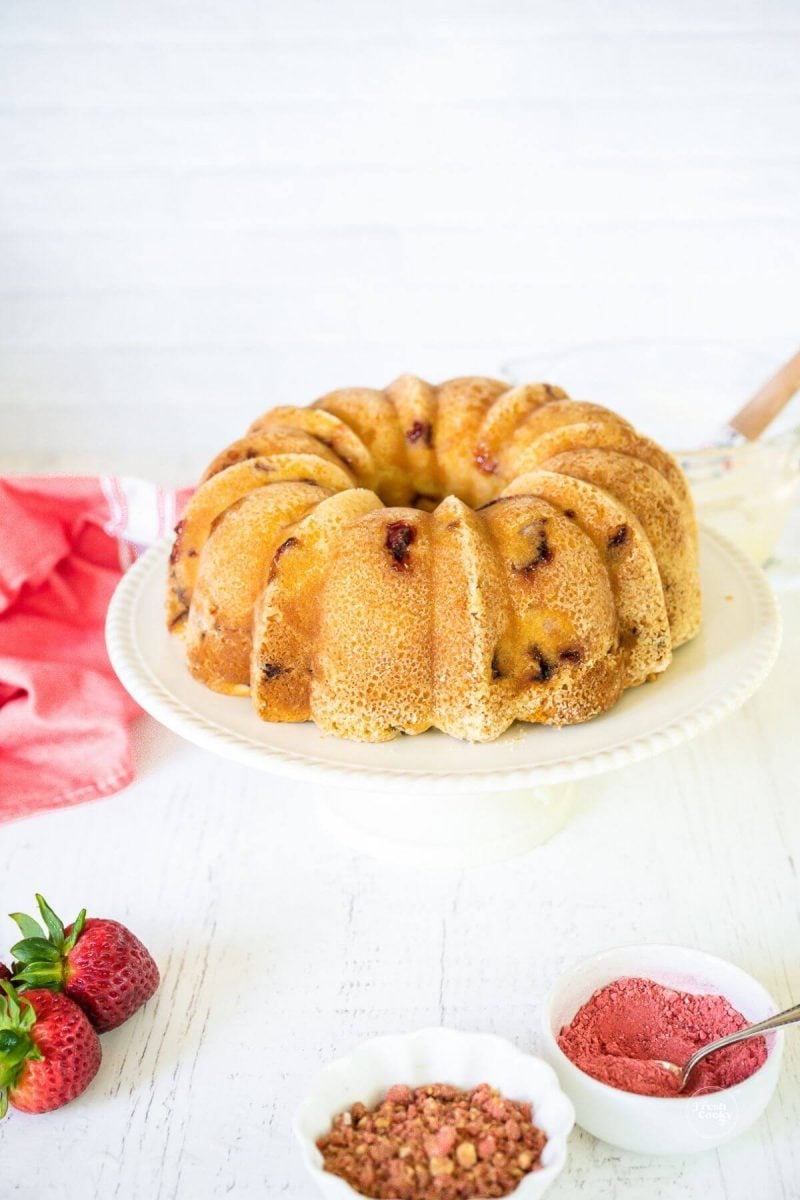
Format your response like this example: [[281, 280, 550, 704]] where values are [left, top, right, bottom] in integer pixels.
[[558, 976, 768, 1097]]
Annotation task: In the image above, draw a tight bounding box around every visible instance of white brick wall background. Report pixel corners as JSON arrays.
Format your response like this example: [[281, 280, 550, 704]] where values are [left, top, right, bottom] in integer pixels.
[[1, 0, 799, 478]]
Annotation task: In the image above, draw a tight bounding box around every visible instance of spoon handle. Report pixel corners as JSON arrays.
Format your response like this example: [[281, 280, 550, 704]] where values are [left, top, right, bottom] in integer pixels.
[[728, 348, 800, 441], [684, 1001, 800, 1078]]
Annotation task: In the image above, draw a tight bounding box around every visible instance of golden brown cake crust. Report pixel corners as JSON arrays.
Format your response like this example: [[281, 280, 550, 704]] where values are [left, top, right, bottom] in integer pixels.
[[167, 375, 701, 742]]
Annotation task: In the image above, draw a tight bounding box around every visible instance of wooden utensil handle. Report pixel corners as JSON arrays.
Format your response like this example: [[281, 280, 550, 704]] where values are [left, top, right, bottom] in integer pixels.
[[729, 349, 800, 441]]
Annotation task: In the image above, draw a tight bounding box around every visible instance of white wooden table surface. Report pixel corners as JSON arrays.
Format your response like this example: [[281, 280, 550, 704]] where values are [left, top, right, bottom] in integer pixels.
[[1, 452, 799, 1200]]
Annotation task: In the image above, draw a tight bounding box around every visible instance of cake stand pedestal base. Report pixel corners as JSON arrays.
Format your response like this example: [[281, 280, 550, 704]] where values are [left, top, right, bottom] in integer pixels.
[[314, 782, 578, 867]]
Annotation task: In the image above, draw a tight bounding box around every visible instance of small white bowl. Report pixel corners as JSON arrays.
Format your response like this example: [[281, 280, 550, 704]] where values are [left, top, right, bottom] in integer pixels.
[[541, 944, 784, 1156], [294, 1027, 575, 1199]]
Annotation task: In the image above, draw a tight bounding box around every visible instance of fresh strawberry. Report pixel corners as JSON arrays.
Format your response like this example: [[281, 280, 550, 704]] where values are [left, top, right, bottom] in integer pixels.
[[0, 982, 101, 1116], [0, 964, 11, 983], [10, 895, 160, 1033]]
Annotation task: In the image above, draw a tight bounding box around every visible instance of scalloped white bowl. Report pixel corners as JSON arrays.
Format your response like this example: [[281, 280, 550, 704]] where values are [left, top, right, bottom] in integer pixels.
[[541, 944, 784, 1155], [294, 1027, 575, 1199]]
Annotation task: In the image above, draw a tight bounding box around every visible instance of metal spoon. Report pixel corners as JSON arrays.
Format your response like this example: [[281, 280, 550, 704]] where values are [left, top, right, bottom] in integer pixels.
[[654, 1001, 800, 1093]]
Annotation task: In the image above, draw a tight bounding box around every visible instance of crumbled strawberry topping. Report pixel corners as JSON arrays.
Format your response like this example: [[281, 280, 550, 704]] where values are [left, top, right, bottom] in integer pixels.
[[317, 1082, 547, 1198]]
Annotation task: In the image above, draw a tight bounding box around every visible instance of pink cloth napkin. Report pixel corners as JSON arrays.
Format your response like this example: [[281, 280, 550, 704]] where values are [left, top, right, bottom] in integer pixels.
[[0, 475, 186, 824]]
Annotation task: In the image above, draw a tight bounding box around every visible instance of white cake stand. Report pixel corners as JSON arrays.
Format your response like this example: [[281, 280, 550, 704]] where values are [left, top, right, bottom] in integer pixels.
[[106, 527, 780, 867]]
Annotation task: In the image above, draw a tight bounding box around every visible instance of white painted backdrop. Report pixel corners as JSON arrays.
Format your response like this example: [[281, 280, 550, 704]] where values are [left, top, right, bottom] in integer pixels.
[[1, 0, 799, 476]]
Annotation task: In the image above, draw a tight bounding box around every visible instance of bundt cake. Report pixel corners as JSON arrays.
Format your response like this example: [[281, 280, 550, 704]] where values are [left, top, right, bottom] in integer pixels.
[[166, 376, 701, 742]]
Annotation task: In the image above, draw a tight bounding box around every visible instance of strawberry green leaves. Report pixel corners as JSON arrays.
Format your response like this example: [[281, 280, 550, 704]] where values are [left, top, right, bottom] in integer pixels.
[[0, 982, 37, 1033], [64, 908, 87, 955], [0, 983, 40, 1119], [8, 895, 85, 992], [35, 895, 66, 947], [11, 939, 60, 965], [8, 913, 44, 941]]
